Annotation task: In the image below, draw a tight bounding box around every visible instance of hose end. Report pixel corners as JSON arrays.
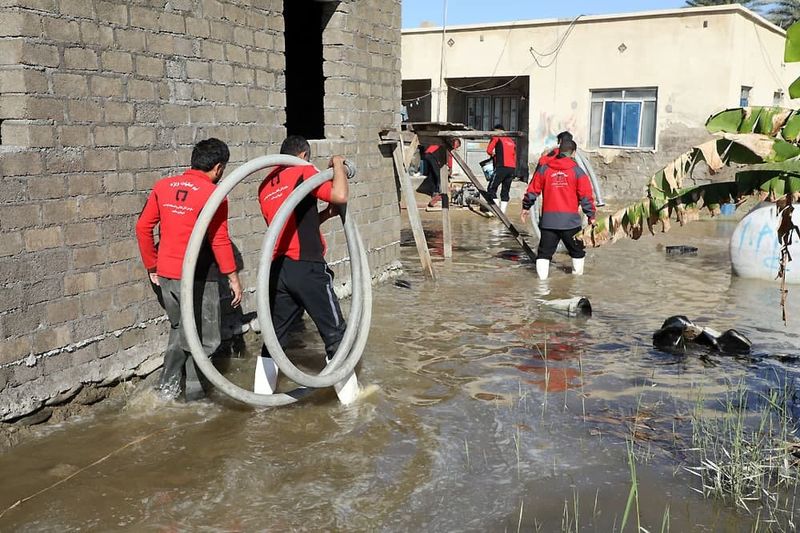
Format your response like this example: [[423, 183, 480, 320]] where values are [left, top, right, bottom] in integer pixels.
[[343, 160, 357, 179]]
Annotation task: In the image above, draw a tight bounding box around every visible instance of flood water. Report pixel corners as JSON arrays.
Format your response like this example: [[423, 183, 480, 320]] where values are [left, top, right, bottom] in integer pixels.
[[1, 210, 799, 531]]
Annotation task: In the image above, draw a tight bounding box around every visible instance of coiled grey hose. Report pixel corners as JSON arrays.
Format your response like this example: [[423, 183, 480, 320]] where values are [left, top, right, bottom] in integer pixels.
[[180, 155, 371, 407]]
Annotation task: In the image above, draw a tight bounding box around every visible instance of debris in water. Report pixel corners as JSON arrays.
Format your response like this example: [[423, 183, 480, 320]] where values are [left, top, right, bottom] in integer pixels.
[[496, 250, 522, 261], [665, 245, 698, 256], [652, 315, 752, 355], [393, 279, 412, 289]]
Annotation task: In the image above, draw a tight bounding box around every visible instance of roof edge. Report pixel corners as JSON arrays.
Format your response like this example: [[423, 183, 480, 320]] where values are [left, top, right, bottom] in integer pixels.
[[402, 5, 786, 38]]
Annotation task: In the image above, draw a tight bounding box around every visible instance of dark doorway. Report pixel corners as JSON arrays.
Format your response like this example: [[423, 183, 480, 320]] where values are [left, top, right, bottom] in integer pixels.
[[284, 0, 335, 139]]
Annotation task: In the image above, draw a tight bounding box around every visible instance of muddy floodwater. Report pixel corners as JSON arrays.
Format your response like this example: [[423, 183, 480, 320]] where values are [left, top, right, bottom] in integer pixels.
[[1, 210, 799, 531]]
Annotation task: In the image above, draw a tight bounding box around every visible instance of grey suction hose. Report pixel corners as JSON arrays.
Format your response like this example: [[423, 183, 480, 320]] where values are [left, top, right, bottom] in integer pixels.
[[576, 149, 605, 207], [180, 155, 371, 407]]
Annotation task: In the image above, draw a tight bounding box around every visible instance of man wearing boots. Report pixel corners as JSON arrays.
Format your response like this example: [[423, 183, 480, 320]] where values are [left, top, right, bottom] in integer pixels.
[[520, 139, 596, 280], [486, 124, 517, 214], [136, 138, 243, 400]]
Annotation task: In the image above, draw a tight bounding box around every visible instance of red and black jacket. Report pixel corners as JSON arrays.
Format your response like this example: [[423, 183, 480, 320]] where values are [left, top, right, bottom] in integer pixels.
[[136, 169, 237, 280], [258, 164, 333, 262], [487, 136, 517, 170], [523, 155, 596, 230]]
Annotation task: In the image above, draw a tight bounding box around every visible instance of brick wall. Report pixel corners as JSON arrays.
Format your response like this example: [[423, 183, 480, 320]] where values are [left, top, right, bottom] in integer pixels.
[[0, 0, 402, 421]]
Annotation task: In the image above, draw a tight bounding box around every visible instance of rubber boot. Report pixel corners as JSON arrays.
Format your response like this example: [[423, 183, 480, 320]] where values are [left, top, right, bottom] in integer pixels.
[[572, 257, 585, 276], [326, 356, 360, 405], [536, 259, 550, 280], [500, 201, 508, 214], [254, 355, 279, 395]]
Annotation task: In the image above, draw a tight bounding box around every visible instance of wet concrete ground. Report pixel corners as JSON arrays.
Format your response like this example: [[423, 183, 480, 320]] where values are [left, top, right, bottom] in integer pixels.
[[0, 208, 798, 531]]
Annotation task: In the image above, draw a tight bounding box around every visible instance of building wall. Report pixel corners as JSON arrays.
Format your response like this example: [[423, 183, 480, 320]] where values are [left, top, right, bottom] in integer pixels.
[[0, 0, 402, 421], [401, 6, 800, 201]]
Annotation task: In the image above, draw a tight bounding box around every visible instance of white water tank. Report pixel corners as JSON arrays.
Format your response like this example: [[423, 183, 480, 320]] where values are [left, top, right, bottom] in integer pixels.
[[730, 203, 800, 284]]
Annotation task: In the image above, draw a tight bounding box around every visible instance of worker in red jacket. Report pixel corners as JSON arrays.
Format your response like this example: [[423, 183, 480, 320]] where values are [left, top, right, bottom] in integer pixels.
[[253, 135, 358, 403], [521, 139, 596, 280], [136, 138, 243, 400], [486, 124, 517, 214], [535, 131, 573, 172]]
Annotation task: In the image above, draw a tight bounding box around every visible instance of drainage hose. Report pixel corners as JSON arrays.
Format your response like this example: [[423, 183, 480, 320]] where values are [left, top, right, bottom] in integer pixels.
[[180, 155, 372, 407]]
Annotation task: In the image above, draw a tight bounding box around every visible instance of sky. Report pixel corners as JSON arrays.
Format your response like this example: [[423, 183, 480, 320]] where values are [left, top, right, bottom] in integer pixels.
[[402, 0, 689, 29]]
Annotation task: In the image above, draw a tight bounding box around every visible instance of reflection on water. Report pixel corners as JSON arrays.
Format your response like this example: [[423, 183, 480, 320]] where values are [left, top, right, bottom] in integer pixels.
[[1, 213, 799, 531]]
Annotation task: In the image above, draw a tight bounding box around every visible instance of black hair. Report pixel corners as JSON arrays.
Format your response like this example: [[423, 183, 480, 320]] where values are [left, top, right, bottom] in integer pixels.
[[556, 131, 573, 143], [280, 135, 311, 157], [493, 124, 505, 130], [559, 139, 577, 154], [191, 138, 230, 172]]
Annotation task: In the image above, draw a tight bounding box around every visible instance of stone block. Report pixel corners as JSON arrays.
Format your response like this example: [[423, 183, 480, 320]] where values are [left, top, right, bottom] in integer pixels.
[[80, 287, 115, 316], [104, 101, 135, 123], [79, 21, 115, 48], [118, 150, 148, 171], [101, 50, 133, 73], [58, 125, 91, 147], [77, 196, 112, 219], [64, 272, 98, 296], [98, 262, 131, 288], [95, 1, 128, 25], [0, 151, 44, 176], [65, 222, 100, 245], [1, 120, 55, 148], [111, 193, 145, 215], [64, 47, 98, 70], [24, 226, 63, 251], [0, 68, 47, 94], [31, 325, 72, 354], [135, 55, 165, 78], [0, 203, 40, 230], [0, 336, 32, 365], [127, 126, 156, 147], [127, 79, 157, 100], [104, 173, 134, 192], [94, 126, 126, 147], [45, 296, 81, 325], [53, 72, 89, 96], [0, 233, 23, 257], [90, 75, 124, 98], [67, 100, 103, 123], [72, 246, 104, 269], [42, 17, 81, 43], [41, 198, 79, 225], [83, 149, 117, 171]]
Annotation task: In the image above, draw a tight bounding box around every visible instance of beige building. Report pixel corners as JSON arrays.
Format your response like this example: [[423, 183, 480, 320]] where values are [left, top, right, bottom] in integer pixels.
[[402, 5, 800, 199]]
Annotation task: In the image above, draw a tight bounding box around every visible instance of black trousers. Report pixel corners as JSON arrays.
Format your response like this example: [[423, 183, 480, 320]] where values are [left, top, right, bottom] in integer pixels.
[[537, 227, 586, 260], [261, 257, 347, 360], [423, 154, 442, 195], [487, 166, 514, 201]]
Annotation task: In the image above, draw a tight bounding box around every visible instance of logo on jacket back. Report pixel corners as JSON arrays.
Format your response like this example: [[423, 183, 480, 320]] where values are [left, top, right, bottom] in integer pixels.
[[551, 171, 569, 188]]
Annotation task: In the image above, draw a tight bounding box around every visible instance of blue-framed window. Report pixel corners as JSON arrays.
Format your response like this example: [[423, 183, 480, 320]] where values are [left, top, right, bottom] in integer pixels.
[[589, 88, 657, 149], [740, 86, 752, 107]]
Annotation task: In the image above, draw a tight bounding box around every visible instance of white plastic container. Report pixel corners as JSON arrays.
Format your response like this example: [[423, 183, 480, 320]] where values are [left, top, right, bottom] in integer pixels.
[[730, 203, 800, 284]]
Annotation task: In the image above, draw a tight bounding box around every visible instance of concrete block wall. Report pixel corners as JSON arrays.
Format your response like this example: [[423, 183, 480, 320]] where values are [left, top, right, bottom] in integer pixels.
[[0, 0, 403, 422]]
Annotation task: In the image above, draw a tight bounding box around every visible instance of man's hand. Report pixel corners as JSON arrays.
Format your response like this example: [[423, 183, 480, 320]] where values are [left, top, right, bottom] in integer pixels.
[[521, 209, 530, 223], [149, 272, 160, 286], [328, 155, 345, 169], [228, 272, 243, 308], [588, 217, 597, 227]]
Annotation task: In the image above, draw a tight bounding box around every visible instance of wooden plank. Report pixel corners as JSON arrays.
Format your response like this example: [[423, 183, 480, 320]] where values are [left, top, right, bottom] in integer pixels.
[[439, 161, 452, 258], [391, 142, 436, 280], [404, 134, 419, 170], [448, 149, 537, 262]]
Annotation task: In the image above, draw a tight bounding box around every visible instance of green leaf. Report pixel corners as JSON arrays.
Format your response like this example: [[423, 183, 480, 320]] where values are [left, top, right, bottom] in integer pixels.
[[706, 108, 745, 133], [790, 76, 800, 100], [781, 113, 800, 142], [785, 22, 800, 63]]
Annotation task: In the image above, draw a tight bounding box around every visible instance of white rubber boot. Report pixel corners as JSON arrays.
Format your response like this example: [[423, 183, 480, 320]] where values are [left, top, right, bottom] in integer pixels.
[[254, 356, 279, 395], [572, 257, 585, 276], [326, 356, 360, 405], [500, 201, 508, 214], [536, 259, 550, 280], [493, 197, 500, 206]]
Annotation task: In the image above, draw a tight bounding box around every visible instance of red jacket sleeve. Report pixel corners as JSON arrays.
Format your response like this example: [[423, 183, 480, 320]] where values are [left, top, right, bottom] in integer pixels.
[[575, 167, 597, 219], [207, 199, 237, 275], [486, 137, 498, 156], [135, 190, 160, 272]]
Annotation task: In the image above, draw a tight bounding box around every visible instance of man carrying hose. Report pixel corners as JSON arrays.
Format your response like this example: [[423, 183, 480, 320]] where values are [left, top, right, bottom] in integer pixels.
[[520, 139, 596, 280], [254, 135, 357, 401], [136, 138, 243, 401]]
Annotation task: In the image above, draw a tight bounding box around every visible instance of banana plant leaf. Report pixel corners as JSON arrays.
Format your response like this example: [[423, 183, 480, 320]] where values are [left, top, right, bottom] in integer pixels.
[[578, 133, 800, 248]]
